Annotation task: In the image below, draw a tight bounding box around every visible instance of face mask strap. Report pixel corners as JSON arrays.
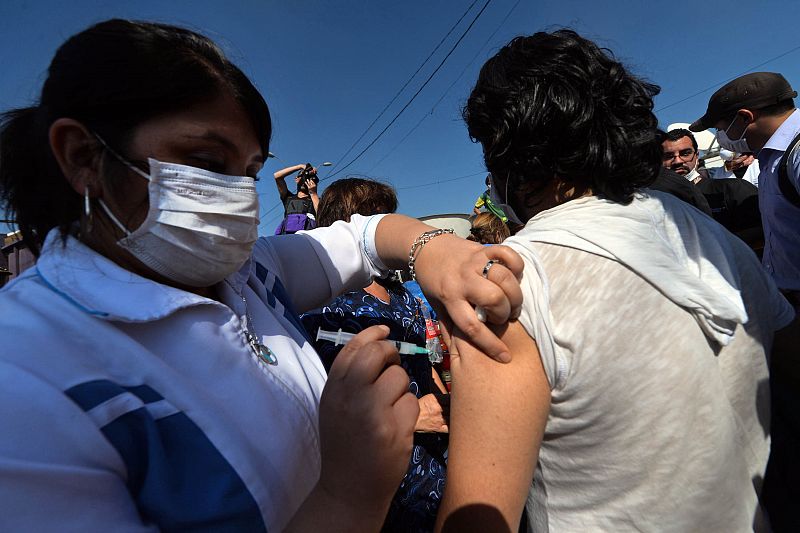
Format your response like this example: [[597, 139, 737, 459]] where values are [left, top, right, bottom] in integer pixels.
[[724, 113, 748, 142], [97, 198, 133, 237], [93, 133, 151, 181]]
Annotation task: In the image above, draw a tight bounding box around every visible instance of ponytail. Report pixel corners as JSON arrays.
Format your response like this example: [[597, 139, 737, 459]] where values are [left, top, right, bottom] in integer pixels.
[[0, 106, 80, 256]]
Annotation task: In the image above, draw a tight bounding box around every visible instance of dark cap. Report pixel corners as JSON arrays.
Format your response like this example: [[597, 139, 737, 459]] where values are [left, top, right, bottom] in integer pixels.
[[689, 72, 797, 131]]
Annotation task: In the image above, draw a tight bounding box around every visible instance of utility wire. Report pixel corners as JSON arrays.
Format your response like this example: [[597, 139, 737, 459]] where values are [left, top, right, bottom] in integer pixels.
[[396, 170, 485, 190], [323, 0, 494, 181], [324, 0, 480, 178], [366, 0, 521, 174], [259, 1, 489, 230], [656, 44, 800, 113]]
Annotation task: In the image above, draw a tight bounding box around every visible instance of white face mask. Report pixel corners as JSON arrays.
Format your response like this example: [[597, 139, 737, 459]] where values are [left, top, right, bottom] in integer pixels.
[[488, 174, 523, 225], [96, 141, 259, 287], [684, 167, 700, 182], [716, 115, 752, 154]]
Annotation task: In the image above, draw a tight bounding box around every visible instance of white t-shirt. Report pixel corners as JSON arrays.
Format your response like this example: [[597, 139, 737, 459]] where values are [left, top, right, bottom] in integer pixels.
[[505, 192, 793, 532], [0, 215, 386, 532]]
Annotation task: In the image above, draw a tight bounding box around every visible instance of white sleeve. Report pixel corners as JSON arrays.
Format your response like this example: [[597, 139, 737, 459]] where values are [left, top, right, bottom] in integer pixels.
[[253, 214, 390, 313], [504, 239, 563, 390], [0, 363, 155, 533]]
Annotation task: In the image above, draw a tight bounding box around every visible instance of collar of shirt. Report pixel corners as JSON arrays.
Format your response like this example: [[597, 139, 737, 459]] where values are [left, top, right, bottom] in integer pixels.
[[761, 108, 800, 153], [35, 229, 247, 322]]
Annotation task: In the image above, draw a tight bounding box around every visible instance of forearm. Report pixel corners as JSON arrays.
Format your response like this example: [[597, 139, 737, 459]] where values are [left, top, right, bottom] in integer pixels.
[[274, 164, 306, 181], [310, 192, 320, 212], [374, 214, 446, 270]]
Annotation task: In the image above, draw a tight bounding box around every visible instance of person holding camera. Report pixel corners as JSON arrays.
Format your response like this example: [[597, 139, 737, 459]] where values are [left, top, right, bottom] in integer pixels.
[[274, 163, 320, 234]]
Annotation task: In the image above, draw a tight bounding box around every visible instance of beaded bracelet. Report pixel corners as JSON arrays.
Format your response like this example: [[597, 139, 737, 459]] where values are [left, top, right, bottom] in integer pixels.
[[408, 228, 455, 281]]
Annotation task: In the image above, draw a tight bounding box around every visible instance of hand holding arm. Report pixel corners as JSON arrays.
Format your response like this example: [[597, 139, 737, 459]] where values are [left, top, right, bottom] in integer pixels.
[[374, 215, 524, 362]]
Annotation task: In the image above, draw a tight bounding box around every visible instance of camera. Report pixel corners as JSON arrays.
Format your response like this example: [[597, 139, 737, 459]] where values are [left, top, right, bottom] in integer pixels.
[[298, 163, 319, 184]]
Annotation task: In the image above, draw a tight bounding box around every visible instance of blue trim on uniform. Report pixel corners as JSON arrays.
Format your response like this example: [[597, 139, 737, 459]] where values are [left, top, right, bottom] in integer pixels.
[[65, 381, 165, 411], [255, 263, 268, 285], [125, 384, 164, 404], [64, 380, 267, 532], [35, 266, 110, 317], [66, 379, 127, 411], [272, 276, 312, 344], [253, 261, 312, 345]]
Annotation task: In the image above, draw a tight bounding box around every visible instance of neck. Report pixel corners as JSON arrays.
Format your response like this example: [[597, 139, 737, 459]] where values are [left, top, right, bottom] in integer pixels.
[[752, 108, 796, 151], [364, 281, 390, 303]]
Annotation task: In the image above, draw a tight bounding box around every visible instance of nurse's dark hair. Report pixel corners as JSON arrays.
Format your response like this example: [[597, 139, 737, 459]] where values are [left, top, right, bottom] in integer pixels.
[[463, 29, 662, 206], [0, 19, 272, 255]]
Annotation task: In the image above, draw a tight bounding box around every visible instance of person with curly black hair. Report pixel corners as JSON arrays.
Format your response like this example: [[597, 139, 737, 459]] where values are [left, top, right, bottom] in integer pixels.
[[436, 30, 797, 532]]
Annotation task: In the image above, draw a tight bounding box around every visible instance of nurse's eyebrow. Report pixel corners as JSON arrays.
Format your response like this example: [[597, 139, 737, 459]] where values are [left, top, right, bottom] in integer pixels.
[[181, 132, 264, 163]]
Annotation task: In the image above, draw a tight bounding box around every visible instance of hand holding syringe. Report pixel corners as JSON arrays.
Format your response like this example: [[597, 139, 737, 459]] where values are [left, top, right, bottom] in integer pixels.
[[317, 327, 431, 356]]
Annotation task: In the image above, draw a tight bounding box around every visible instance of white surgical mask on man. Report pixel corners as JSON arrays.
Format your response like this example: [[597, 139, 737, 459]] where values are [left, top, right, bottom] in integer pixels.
[[95, 137, 259, 287], [684, 167, 700, 182], [716, 115, 752, 154]]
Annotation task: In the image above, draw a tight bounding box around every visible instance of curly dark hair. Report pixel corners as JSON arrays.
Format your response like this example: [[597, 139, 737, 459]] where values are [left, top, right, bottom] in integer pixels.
[[463, 29, 662, 207]]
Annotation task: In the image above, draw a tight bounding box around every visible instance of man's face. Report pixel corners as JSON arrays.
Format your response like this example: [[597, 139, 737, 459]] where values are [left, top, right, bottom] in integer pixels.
[[661, 136, 698, 176]]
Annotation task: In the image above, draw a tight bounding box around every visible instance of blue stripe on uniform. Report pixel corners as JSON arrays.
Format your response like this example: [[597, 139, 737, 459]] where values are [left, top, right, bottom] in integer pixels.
[[64, 380, 266, 532], [254, 261, 312, 344]]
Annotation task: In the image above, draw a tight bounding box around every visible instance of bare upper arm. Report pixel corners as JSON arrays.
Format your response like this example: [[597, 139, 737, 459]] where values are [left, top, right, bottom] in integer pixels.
[[436, 320, 550, 533]]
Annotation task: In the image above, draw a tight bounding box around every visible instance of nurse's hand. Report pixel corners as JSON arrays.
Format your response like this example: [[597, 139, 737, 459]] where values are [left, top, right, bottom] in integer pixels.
[[315, 325, 418, 528], [413, 235, 523, 363], [373, 215, 524, 363]]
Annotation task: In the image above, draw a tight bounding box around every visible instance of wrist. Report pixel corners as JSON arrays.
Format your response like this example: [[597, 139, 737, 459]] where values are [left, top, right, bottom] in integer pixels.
[[408, 229, 457, 281]]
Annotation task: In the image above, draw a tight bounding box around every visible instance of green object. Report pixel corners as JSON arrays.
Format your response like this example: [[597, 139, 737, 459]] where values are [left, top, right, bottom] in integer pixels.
[[474, 191, 508, 223]]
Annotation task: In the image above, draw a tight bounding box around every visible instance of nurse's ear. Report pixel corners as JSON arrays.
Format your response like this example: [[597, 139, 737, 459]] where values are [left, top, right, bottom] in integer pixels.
[[48, 118, 105, 199]]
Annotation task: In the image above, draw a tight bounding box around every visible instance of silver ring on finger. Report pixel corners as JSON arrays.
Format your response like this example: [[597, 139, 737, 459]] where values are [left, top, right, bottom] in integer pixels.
[[482, 259, 501, 279]]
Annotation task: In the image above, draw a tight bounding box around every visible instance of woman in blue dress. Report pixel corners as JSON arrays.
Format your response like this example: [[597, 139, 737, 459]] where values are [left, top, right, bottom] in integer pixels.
[[301, 177, 449, 532]]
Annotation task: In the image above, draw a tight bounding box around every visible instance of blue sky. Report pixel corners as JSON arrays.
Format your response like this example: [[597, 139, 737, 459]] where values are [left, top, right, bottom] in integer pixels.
[[2, 0, 800, 235]]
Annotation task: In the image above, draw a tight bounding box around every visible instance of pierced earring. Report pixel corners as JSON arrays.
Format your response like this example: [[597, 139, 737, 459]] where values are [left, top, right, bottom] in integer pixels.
[[83, 185, 93, 234]]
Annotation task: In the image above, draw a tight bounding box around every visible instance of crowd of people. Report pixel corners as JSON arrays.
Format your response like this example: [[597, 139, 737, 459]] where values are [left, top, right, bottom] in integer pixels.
[[0, 18, 797, 533]]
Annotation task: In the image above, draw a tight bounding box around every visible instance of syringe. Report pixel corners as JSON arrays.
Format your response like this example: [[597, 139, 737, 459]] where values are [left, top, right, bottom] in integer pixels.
[[316, 327, 431, 356]]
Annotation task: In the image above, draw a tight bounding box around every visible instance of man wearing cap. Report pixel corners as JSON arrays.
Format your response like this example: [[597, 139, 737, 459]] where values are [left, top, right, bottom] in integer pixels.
[[692, 71, 800, 533], [692, 72, 800, 301]]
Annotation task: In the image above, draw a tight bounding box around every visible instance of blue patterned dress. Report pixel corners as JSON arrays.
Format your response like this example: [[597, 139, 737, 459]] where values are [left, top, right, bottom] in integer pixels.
[[301, 284, 448, 532]]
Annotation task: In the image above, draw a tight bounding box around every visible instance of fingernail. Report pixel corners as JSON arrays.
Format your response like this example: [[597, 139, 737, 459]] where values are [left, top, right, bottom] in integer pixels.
[[498, 351, 511, 363]]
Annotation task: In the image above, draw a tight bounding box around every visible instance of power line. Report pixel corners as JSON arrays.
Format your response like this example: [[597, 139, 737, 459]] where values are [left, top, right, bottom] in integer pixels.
[[366, 0, 522, 174], [396, 170, 485, 190], [324, 0, 480, 178], [323, 0, 494, 181], [656, 44, 800, 113]]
